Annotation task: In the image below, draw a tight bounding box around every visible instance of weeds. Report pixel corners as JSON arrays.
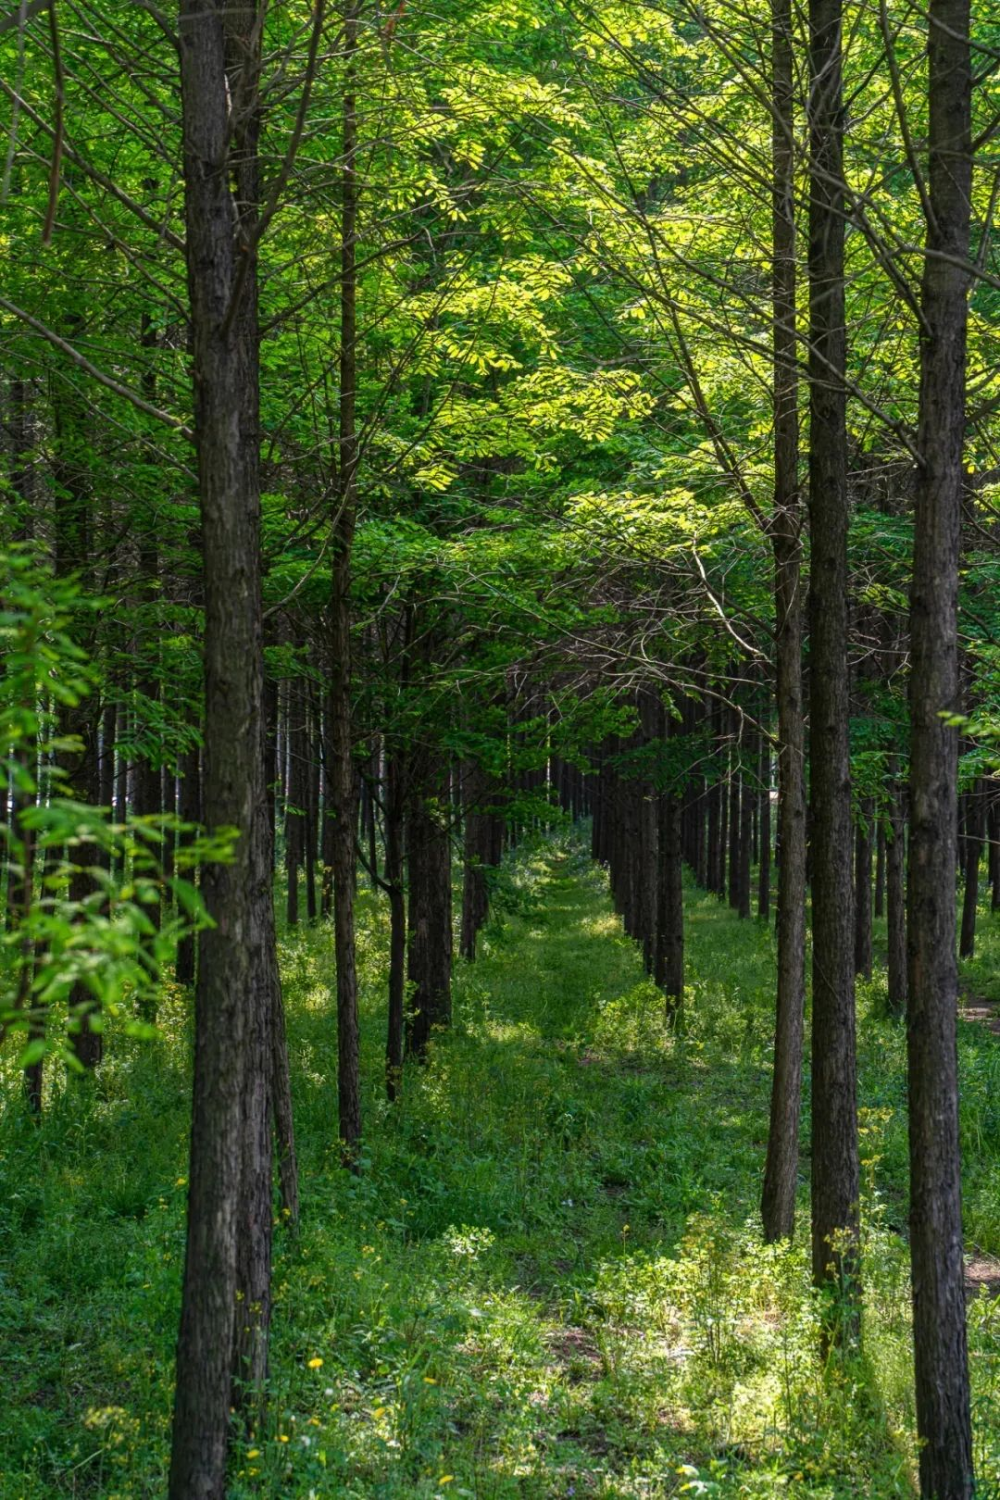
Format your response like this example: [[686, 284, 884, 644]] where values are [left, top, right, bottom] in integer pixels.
[[1, 831, 1000, 1495]]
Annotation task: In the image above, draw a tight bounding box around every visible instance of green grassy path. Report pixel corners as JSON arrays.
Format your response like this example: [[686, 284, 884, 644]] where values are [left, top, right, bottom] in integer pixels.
[[253, 840, 917, 1499], [4, 834, 1000, 1496]]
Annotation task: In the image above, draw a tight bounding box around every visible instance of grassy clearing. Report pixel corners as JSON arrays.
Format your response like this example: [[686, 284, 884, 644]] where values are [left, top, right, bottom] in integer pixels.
[[3, 832, 1000, 1497]]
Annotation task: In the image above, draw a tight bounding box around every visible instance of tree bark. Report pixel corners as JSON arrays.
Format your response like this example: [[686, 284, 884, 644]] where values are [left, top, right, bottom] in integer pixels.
[[757, 739, 771, 921], [854, 804, 873, 979], [761, 0, 807, 1246], [959, 780, 983, 959], [806, 0, 860, 1327], [989, 786, 1000, 912], [385, 744, 407, 1099], [654, 702, 684, 1015], [170, 3, 280, 1490], [329, 0, 362, 1159], [407, 754, 452, 1056], [906, 0, 975, 1485]]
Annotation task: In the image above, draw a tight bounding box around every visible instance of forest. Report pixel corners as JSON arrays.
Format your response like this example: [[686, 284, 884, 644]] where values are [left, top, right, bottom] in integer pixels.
[[0, 0, 997, 1495]]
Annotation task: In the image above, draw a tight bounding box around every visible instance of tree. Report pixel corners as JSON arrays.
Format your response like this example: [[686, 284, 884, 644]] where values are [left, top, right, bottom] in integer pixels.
[[905, 0, 975, 1487], [805, 0, 860, 1335], [760, 0, 807, 1245], [169, 2, 282, 1490]]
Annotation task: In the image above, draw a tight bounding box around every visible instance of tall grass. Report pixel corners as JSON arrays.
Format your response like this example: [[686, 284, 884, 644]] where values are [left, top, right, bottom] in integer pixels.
[[2, 831, 1000, 1496]]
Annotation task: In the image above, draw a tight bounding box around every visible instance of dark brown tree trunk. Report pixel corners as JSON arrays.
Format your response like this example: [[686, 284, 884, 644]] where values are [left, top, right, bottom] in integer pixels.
[[329, 3, 362, 1160], [654, 704, 684, 1015], [757, 739, 771, 921], [385, 744, 407, 1100], [285, 683, 304, 927], [262, 666, 296, 1228], [854, 804, 873, 979], [738, 745, 753, 920], [304, 689, 319, 922], [874, 821, 886, 919], [8, 738, 39, 1103], [761, 0, 807, 1245], [170, 3, 280, 1491], [460, 762, 493, 962], [728, 739, 742, 912], [886, 774, 907, 1018], [989, 787, 1000, 912], [959, 780, 983, 959], [407, 755, 452, 1056], [99, 701, 116, 813], [806, 0, 859, 1327], [906, 0, 975, 1484]]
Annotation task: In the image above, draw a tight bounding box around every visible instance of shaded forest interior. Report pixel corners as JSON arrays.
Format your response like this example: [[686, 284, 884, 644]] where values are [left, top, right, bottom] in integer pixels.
[[1, 0, 998, 1495]]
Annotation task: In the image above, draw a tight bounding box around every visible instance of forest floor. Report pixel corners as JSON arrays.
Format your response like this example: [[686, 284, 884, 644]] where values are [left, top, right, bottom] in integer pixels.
[[4, 833, 1000, 1498]]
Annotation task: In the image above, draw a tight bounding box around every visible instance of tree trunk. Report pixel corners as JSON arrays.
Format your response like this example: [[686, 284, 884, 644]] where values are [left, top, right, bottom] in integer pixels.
[[854, 804, 873, 979], [738, 746, 753, 920], [906, 0, 975, 1484], [407, 756, 452, 1056], [460, 762, 490, 961], [988, 786, 1000, 911], [329, 2, 362, 1160], [285, 682, 304, 927], [654, 703, 684, 1015], [757, 739, 771, 921], [170, 4, 279, 1491], [806, 0, 859, 1327], [886, 773, 907, 1018], [959, 780, 983, 959], [304, 688, 319, 922], [761, 0, 807, 1246], [385, 745, 407, 1100]]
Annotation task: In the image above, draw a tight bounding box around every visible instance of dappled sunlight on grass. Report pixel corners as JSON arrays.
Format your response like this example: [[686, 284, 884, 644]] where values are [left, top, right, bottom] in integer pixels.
[[4, 831, 1000, 1495]]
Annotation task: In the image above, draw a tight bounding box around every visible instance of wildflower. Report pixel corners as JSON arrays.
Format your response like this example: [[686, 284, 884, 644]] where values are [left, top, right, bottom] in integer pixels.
[[308, 1357, 323, 1369]]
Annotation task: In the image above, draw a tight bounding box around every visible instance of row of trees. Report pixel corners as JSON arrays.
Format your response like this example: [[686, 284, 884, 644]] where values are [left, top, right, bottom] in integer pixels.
[[1, 0, 995, 1493]]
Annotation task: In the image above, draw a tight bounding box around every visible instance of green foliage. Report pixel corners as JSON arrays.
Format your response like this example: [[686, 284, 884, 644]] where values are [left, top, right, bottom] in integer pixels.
[[5, 834, 1000, 1496], [0, 547, 217, 1071]]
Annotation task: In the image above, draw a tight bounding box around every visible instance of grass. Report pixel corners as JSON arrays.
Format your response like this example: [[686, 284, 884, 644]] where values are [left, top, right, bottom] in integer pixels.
[[2, 829, 1000, 1497]]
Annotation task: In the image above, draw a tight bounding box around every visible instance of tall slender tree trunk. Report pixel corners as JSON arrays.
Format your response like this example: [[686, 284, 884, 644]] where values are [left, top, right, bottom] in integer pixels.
[[761, 0, 807, 1244], [286, 682, 304, 926], [959, 779, 983, 959], [170, 3, 282, 1490], [738, 739, 753, 920], [654, 701, 684, 1015], [757, 739, 771, 920], [854, 804, 873, 979], [906, 0, 974, 1486], [806, 0, 860, 1326], [407, 751, 453, 1056], [385, 743, 407, 1099], [988, 786, 1000, 911], [886, 771, 907, 1018], [330, 0, 362, 1159]]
